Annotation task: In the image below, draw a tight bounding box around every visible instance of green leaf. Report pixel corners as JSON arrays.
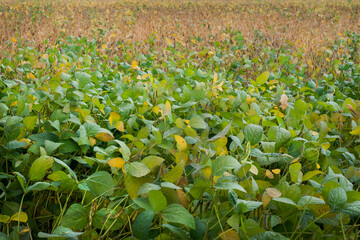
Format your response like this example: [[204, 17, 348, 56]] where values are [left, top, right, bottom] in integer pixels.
[[142, 156, 164, 170], [23, 116, 38, 131], [29, 156, 54, 181], [275, 127, 291, 149], [328, 187, 347, 212], [53, 158, 78, 183], [5, 116, 21, 141], [75, 71, 92, 87], [27, 182, 54, 192], [83, 122, 101, 136], [85, 171, 115, 197], [207, 121, 232, 142], [214, 181, 246, 193], [125, 175, 151, 200], [244, 124, 263, 145], [162, 204, 195, 229], [212, 155, 241, 176], [137, 125, 151, 139], [236, 199, 263, 212], [5, 140, 27, 150], [124, 162, 150, 177], [61, 204, 89, 230], [149, 190, 167, 212], [319, 121, 328, 139], [115, 140, 131, 162], [133, 210, 154, 240], [190, 217, 207, 240], [289, 163, 302, 183], [44, 140, 63, 155], [138, 183, 162, 195], [190, 179, 209, 199], [343, 201, 360, 217], [272, 197, 297, 206], [294, 99, 307, 114], [298, 196, 325, 207], [162, 161, 184, 183], [303, 148, 319, 162], [60, 72, 71, 81], [92, 208, 122, 231], [256, 71, 270, 85], [38, 226, 83, 238], [78, 125, 91, 146], [189, 115, 207, 129], [302, 170, 323, 181], [29, 132, 59, 144], [251, 231, 289, 240]]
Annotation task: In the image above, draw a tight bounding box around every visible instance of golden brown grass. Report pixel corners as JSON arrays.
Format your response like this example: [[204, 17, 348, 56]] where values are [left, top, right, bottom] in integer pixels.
[[0, 0, 360, 54]]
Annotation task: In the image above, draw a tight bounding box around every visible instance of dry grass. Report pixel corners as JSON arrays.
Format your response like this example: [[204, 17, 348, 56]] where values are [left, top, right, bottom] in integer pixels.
[[0, 0, 360, 54]]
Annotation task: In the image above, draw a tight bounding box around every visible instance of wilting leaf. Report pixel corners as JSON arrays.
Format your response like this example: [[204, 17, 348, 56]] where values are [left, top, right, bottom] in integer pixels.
[[279, 94, 288, 110]]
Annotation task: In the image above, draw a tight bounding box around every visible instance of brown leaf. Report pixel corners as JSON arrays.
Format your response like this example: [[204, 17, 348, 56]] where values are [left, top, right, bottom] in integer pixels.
[[219, 229, 240, 240], [280, 94, 289, 110], [176, 189, 189, 208]]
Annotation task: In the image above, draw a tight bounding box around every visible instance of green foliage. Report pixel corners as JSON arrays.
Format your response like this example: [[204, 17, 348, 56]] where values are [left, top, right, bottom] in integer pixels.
[[1, 27, 360, 240]]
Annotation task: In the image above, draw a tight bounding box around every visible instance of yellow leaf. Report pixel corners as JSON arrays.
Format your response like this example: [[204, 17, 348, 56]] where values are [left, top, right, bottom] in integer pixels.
[[19, 138, 31, 149], [131, 60, 138, 68], [166, 38, 173, 45], [163, 101, 171, 116], [249, 165, 258, 175], [201, 166, 212, 179], [101, 44, 106, 49], [269, 80, 279, 85], [109, 112, 120, 126], [272, 169, 281, 174], [89, 137, 96, 146], [10, 212, 28, 223], [0, 215, 10, 223], [11, 101, 18, 107], [265, 169, 274, 179], [95, 132, 114, 142], [266, 188, 282, 198], [311, 131, 319, 136], [213, 73, 218, 84], [291, 158, 300, 164], [27, 73, 35, 80], [114, 121, 124, 132], [262, 192, 271, 208], [108, 157, 125, 168], [142, 74, 150, 79], [174, 135, 187, 151], [350, 126, 360, 135], [11, 37, 17, 43], [321, 142, 330, 151], [153, 106, 160, 115]]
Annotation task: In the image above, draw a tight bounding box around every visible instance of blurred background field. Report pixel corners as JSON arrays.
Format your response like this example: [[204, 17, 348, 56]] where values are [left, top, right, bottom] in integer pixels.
[[1, 0, 360, 54]]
